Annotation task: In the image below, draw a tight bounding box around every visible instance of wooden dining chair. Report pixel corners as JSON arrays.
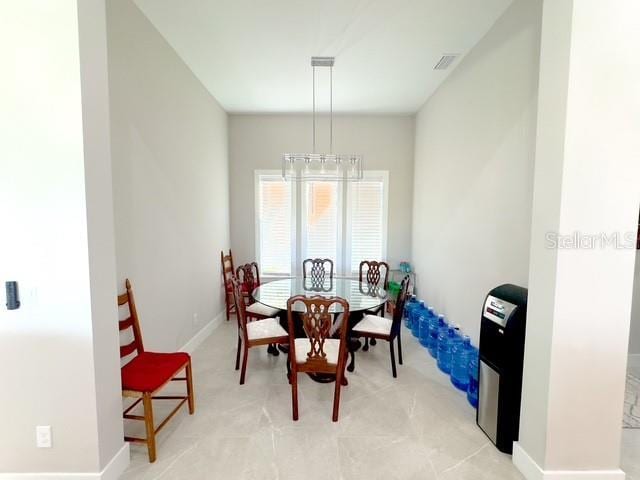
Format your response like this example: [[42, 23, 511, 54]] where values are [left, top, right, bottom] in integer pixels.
[[352, 275, 410, 378], [236, 262, 282, 356], [221, 249, 235, 321], [302, 258, 334, 283], [118, 279, 195, 463], [236, 262, 281, 319], [359, 260, 390, 351], [232, 277, 289, 384], [286, 295, 350, 421]]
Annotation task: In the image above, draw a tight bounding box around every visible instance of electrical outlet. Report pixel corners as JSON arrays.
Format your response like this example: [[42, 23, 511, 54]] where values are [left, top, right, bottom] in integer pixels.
[[192, 313, 199, 325], [36, 426, 52, 448]]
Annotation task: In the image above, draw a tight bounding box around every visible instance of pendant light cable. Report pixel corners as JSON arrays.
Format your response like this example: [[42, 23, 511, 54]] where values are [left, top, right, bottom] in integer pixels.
[[312, 65, 316, 154]]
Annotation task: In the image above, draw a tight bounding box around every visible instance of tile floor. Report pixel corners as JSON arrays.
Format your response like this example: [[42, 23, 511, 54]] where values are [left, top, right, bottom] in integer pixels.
[[121, 320, 639, 479]]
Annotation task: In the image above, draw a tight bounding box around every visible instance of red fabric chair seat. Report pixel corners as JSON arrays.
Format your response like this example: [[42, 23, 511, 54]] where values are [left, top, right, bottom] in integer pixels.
[[121, 351, 190, 392]]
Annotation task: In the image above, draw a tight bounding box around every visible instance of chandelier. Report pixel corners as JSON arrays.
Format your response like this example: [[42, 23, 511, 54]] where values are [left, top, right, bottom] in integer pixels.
[[282, 57, 363, 182]]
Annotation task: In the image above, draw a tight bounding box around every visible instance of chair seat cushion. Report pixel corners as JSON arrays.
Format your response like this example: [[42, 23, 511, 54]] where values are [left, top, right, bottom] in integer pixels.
[[294, 338, 340, 365], [246, 318, 288, 341], [353, 314, 392, 336], [121, 351, 190, 392], [246, 302, 281, 318]]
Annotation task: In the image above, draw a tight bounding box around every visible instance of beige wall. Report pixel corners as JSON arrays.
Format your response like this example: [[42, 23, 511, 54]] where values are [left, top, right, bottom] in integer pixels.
[[229, 114, 415, 271], [411, 0, 542, 343], [108, 0, 230, 352]]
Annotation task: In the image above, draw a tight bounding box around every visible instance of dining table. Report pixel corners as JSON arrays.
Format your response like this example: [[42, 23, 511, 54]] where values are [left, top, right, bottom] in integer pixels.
[[251, 277, 389, 381]]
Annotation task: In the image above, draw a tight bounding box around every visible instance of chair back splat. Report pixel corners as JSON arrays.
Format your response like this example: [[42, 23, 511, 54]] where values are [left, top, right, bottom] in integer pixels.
[[221, 249, 235, 320], [359, 260, 390, 290], [118, 278, 144, 359], [231, 277, 250, 345], [302, 258, 334, 283], [390, 275, 411, 338], [236, 262, 261, 301]]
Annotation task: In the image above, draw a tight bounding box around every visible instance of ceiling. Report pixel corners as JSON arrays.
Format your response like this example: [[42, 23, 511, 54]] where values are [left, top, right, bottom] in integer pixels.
[[135, 0, 512, 113]]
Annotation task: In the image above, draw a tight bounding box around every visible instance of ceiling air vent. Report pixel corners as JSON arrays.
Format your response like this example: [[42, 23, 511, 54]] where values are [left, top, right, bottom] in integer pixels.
[[434, 54, 459, 70]]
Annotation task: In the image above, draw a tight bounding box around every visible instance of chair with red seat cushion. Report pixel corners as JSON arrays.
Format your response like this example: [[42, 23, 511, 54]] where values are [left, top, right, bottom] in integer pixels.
[[118, 279, 194, 463]]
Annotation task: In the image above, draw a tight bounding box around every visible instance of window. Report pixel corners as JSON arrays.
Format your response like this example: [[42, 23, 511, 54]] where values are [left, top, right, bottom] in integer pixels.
[[255, 171, 388, 276], [301, 180, 342, 266], [255, 172, 295, 276], [346, 172, 388, 273]]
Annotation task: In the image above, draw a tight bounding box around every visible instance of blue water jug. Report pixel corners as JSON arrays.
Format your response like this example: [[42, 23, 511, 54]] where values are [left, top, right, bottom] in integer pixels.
[[427, 314, 445, 358], [467, 347, 479, 408], [418, 307, 434, 347], [411, 302, 424, 338], [403, 295, 417, 328], [437, 326, 456, 373], [451, 336, 472, 391]]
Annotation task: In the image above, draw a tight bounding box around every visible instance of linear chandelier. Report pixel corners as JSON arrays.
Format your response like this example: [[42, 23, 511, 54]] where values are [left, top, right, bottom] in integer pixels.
[[282, 57, 363, 182]]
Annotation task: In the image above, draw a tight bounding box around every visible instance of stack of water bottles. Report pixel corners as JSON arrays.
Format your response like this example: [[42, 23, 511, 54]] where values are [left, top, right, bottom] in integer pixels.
[[403, 295, 479, 408]]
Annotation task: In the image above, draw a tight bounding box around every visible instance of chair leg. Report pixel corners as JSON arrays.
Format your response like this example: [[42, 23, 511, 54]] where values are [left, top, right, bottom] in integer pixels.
[[186, 362, 195, 414], [389, 340, 397, 378], [291, 371, 299, 421], [225, 294, 230, 321], [397, 331, 403, 365], [142, 393, 156, 463], [363, 337, 369, 351], [332, 363, 346, 422], [370, 337, 377, 346], [235, 337, 242, 370], [240, 345, 249, 385]]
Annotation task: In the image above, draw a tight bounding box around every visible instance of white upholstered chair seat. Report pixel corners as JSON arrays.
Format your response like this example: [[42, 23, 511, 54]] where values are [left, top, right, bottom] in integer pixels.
[[352, 314, 392, 336], [246, 318, 288, 341], [294, 338, 340, 365], [246, 302, 281, 318]]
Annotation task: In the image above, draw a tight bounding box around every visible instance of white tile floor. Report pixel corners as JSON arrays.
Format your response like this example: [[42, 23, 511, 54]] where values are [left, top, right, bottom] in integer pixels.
[[121, 320, 639, 479]]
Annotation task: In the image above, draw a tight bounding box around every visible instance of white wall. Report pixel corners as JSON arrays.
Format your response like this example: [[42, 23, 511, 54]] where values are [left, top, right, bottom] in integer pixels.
[[630, 251, 640, 355], [515, 0, 640, 475], [411, 0, 542, 342], [229, 114, 415, 271], [107, 0, 230, 352], [0, 0, 125, 474]]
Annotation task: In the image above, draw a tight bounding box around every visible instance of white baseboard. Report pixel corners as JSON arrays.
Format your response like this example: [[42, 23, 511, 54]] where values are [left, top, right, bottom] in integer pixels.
[[100, 443, 130, 480], [513, 442, 626, 480], [0, 443, 130, 480], [180, 310, 225, 354]]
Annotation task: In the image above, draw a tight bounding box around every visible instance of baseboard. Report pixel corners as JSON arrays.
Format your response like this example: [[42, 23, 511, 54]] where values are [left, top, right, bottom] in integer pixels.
[[0, 443, 130, 480], [180, 310, 225, 354], [513, 442, 626, 480], [100, 443, 130, 480]]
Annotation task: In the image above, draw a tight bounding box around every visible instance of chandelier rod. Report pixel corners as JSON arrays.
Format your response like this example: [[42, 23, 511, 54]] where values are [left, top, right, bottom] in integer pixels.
[[330, 64, 333, 155], [312, 64, 316, 154]]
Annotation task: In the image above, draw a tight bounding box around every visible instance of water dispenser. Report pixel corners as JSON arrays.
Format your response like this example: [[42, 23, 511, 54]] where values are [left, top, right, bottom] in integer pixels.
[[477, 284, 528, 454]]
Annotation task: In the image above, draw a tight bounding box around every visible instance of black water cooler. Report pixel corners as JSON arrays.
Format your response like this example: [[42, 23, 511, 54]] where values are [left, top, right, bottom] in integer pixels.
[[477, 284, 528, 454]]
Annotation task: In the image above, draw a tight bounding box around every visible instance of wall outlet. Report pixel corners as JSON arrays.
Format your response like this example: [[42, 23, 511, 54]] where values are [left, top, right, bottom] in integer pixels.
[[36, 425, 52, 448], [192, 313, 199, 325]]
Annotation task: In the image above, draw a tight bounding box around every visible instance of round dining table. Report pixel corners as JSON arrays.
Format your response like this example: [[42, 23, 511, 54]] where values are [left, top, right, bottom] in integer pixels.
[[252, 277, 388, 382], [252, 277, 388, 313]]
